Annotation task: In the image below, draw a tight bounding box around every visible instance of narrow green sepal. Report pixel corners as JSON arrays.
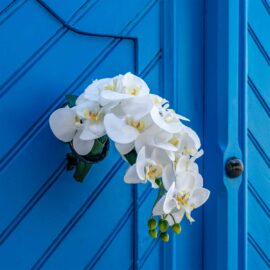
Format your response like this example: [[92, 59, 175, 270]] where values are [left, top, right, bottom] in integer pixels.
[[65, 95, 78, 107], [172, 223, 182, 234], [73, 160, 91, 182], [149, 229, 158, 238], [124, 149, 137, 165], [155, 177, 162, 187], [160, 232, 169, 242], [148, 218, 157, 230], [158, 219, 169, 233]]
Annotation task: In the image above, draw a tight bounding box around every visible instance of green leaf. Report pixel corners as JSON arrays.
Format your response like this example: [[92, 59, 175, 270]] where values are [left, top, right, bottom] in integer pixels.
[[65, 95, 78, 107], [73, 161, 91, 182], [97, 135, 108, 145], [124, 149, 137, 165], [89, 135, 108, 156]]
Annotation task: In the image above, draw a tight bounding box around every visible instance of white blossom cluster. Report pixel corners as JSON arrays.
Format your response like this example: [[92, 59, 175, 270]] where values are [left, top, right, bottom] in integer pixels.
[[49, 72, 210, 232]]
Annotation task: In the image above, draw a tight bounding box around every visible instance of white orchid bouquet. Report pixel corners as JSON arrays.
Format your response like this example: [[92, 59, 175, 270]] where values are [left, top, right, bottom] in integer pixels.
[[49, 72, 210, 242]]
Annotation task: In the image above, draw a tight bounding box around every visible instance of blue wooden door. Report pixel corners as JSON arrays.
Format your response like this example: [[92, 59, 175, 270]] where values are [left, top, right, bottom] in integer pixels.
[[0, 1, 206, 269], [247, 0, 270, 268], [204, 0, 270, 269]]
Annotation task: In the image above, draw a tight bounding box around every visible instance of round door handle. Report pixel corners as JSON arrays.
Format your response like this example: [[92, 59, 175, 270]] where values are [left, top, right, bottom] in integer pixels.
[[225, 157, 244, 178]]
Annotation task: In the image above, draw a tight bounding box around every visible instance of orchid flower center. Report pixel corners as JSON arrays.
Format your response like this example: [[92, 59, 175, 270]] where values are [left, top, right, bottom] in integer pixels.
[[104, 80, 117, 91], [152, 96, 165, 106], [130, 87, 140, 96], [158, 106, 177, 123], [163, 109, 177, 123], [175, 192, 195, 222], [127, 119, 145, 132], [83, 109, 103, 122], [105, 85, 114, 91], [175, 192, 190, 207], [75, 115, 83, 127], [169, 136, 180, 147], [145, 165, 162, 180], [183, 147, 193, 155]]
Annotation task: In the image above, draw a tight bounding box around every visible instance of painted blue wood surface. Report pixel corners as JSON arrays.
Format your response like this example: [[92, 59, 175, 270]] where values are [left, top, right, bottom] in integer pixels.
[[205, 0, 270, 270], [0, 0, 205, 269], [2, 0, 268, 269], [204, 0, 247, 269], [247, 0, 270, 269]]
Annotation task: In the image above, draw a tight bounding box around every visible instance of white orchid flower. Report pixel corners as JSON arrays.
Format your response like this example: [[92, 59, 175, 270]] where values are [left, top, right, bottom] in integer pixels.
[[74, 100, 105, 140], [134, 125, 178, 154], [101, 72, 150, 102], [150, 94, 189, 134], [49, 107, 78, 142], [83, 78, 120, 108], [175, 150, 204, 174], [163, 171, 210, 223], [178, 126, 201, 156], [49, 106, 95, 156], [152, 196, 185, 225], [104, 96, 153, 144], [165, 124, 202, 162], [124, 147, 172, 188]]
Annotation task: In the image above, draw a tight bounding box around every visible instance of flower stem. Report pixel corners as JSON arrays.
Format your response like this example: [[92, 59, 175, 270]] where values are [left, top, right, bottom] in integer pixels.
[[151, 179, 165, 216], [73, 161, 92, 182], [169, 214, 177, 224]]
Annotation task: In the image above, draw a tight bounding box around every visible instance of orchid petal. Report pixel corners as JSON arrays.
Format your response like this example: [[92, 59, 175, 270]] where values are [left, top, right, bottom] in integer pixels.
[[164, 182, 177, 214], [151, 148, 170, 166], [122, 72, 150, 95], [121, 96, 153, 120], [152, 196, 166, 216], [150, 106, 182, 133], [175, 172, 196, 193], [162, 163, 175, 191], [115, 142, 135, 155], [101, 90, 131, 101], [124, 165, 142, 184], [190, 188, 210, 208], [49, 107, 76, 142], [136, 147, 148, 180], [166, 208, 185, 225], [173, 209, 185, 223], [72, 132, 94, 155], [79, 126, 99, 141], [183, 126, 201, 149], [104, 113, 139, 144]]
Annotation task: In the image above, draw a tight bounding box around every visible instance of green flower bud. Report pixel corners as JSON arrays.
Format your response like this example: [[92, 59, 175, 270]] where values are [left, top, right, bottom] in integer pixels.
[[172, 223, 182, 234], [158, 219, 169, 233], [149, 229, 158, 238], [148, 218, 157, 230], [160, 232, 170, 242]]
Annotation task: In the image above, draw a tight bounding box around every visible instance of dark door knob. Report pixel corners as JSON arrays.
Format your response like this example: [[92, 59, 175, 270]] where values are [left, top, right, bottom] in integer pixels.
[[225, 157, 244, 178]]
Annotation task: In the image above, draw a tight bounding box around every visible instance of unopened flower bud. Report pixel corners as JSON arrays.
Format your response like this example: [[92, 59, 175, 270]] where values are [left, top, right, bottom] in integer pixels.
[[148, 218, 157, 230], [149, 229, 158, 238], [160, 232, 169, 242], [158, 219, 169, 233], [172, 223, 182, 234]]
